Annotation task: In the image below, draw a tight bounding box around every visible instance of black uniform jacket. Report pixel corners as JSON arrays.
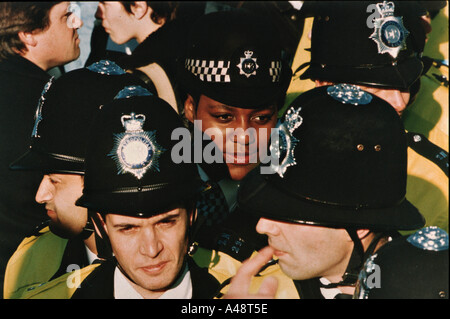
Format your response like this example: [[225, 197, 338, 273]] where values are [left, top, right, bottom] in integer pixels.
[[0, 56, 51, 296], [71, 257, 221, 299]]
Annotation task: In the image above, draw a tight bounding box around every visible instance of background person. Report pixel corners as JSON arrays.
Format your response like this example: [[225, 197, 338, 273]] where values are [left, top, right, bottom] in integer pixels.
[[4, 60, 147, 299], [0, 2, 82, 297]]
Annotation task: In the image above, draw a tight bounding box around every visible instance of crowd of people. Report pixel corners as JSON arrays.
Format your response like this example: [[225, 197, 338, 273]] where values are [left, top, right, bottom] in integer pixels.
[[0, 1, 448, 300]]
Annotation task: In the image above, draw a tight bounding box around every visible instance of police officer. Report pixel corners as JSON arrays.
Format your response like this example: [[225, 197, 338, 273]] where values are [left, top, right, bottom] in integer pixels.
[[19, 87, 229, 299], [355, 226, 448, 299], [228, 83, 426, 299], [4, 60, 147, 299], [179, 9, 292, 265], [296, 1, 448, 232]]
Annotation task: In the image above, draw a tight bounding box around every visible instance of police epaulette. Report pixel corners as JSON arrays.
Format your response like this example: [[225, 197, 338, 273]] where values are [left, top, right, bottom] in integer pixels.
[[407, 132, 449, 177], [26, 219, 51, 237]]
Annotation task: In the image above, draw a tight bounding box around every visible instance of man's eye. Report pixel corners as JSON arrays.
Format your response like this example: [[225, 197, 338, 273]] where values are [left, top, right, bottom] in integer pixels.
[[160, 218, 176, 226], [119, 225, 136, 232]]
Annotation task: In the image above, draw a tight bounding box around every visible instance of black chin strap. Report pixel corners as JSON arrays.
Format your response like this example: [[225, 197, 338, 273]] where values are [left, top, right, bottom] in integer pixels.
[[319, 229, 386, 289], [88, 210, 114, 261]]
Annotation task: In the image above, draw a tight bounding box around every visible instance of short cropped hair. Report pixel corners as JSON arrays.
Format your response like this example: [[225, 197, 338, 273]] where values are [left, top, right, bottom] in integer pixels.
[[119, 1, 178, 25], [0, 2, 60, 61]]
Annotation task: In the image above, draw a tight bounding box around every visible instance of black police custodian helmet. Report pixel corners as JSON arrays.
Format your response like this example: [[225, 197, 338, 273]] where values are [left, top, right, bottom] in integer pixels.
[[179, 10, 292, 109], [76, 90, 205, 217], [238, 84, 424, 231], [300, 1, 424, 90], [355, 226, 449, 299], [10, 60, 148, 174]]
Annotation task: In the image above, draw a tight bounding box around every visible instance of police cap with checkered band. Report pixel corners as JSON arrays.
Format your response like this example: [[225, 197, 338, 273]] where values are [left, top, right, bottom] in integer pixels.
[[179, 10, 292, 109]]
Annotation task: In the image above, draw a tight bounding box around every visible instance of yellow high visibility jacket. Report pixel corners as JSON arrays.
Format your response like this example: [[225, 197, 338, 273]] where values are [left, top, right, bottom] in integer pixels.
[[3, 226, 68, 299]]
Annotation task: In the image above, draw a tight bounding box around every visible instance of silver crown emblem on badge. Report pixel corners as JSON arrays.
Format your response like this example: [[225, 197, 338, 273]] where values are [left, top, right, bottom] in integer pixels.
[[369, 1, 409, 59], [109, 112, 165, 180], [122, 113, 146, 132], [237, 50, 259, 78], [376, 1, 395, 16]]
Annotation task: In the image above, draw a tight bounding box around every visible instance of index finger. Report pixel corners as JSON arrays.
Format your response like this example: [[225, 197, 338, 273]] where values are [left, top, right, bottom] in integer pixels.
[[227, 246, 275, 295]]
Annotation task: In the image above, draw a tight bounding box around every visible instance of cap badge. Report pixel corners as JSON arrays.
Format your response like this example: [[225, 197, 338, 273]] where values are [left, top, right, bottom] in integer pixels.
[[407, 226, 449, 252], [369, 1, 410, 58], [87, 60, 126, 75], [114, 85, 152, 100], [327, 84, 373, 105], [109, 113, 165, 179], [270, 106, 302, 177], [32, 76, 55, 138], [237, 50, 259, 78]]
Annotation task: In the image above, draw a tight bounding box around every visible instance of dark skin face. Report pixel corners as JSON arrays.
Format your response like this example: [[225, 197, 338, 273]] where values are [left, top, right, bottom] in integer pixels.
[[184, 94, 278, 181]]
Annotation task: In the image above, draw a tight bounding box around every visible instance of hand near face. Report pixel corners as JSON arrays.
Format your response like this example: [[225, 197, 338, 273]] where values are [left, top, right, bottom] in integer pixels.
[[224, 246, 278, 299]]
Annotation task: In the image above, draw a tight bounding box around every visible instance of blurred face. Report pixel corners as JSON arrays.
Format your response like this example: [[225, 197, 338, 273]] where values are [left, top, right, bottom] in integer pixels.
[[35, 174, 87, 238], [96, 1, 136, 45], [315, 81, 410, 117], [357, 85, 410, 116], [185, 95, 278, 181], [103, 208, 190, 298], [256, 218, 354, 282], [33, 2, 82, 69]]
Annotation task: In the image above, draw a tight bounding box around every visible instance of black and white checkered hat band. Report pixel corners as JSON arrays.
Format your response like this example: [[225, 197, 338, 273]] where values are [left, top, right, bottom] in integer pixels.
[[185, 59, 231, 83], [269, 61, 282, 82], [185, 58, 282, 83]]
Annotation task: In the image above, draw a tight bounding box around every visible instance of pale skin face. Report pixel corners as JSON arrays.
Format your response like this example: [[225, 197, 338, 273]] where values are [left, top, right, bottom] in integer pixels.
[[101, 208, 191, 299], [184, 94, 278, 181], [35, 174, 88, 239], [225, 220, 375, 298], [315, 80, 410, 116], [19, 2, 83, 71], [255, 219, 355, 283], [95, 1, 163, 45]]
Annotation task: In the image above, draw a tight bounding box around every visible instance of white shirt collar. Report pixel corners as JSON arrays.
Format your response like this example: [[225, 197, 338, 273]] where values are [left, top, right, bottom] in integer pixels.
[[113, 265, 192, 299], [85, 245, 98, 265], [319, 277, 344, 299]]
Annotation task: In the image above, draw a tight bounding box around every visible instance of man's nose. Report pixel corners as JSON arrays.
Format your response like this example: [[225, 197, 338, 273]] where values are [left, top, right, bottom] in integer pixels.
[[35, 177, 53, 204]]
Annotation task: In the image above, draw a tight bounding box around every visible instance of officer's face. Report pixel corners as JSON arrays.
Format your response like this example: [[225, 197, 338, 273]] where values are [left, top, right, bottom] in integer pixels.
[[103, 208, 190, 298], [356, 85, 410, 116], [185, 94, 278, 181], [35, 174, 87, 238], [96, 1, 138, 45], [31, 2, 82, 70], [256, 218, 354, 283], [315, 81, 410, 116]]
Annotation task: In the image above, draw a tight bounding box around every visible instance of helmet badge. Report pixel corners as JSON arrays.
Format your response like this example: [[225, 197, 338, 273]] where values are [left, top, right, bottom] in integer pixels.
[[270, 107, 303, 178], [109, 113, 165, 179], [369, 1, 409, 58]]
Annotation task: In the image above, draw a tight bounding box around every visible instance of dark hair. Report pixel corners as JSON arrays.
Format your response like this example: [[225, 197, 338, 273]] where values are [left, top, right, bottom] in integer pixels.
[[119, 1, 178, 25], [0, 2, 59, 61]]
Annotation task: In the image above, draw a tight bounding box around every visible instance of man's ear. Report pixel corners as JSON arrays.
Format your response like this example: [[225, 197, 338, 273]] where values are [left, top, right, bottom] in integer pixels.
[[356, 229, 371, 240], [18, 31, 37, 48], [184, 94, 196, 124], [190, 208, 197, 227], [130, 1, 149, 20], [314, 80, 334, 87], [95, 212, 108, 236]]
